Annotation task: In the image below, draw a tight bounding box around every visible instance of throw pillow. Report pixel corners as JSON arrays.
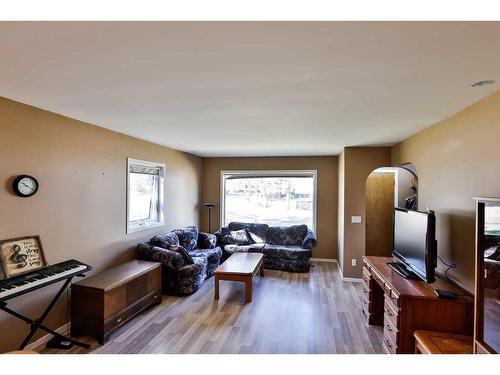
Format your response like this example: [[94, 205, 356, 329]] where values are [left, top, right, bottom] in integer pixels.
[[230, 229, 251, 245], [173, 226, 199, 251], [247, 231, 265, 244], [166, 244, 194, 265], [221, 234, 236, 245], [151, 232, 179, 247]]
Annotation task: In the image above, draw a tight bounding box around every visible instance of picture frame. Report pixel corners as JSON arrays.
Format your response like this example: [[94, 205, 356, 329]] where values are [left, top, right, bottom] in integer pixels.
[[0, 235, 48, 279]]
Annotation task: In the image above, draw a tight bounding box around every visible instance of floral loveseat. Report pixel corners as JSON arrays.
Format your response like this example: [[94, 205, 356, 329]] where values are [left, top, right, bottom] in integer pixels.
[[137, 226, 222, 295], [215, 222, 316, 272]]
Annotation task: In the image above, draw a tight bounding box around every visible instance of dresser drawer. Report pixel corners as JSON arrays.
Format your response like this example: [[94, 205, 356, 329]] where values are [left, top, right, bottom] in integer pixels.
[[383, 327, 399, 354], [384, 313, 399, 344], [362, 283, 371, 300], [361, 292, 371, 312], [362, 268, 371, 285], [384, 284, 400, 306], [382, 339, 396, 354], [384, 296, 399, 328]]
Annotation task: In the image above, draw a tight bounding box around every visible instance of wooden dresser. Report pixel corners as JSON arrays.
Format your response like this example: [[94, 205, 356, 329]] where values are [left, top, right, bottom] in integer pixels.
[[71, 260, 162, 344], [362, 256, 474, 354]]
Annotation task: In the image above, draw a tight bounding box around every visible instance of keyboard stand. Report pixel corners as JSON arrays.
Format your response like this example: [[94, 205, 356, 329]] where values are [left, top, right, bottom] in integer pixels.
[[0, 276, 90, 350]]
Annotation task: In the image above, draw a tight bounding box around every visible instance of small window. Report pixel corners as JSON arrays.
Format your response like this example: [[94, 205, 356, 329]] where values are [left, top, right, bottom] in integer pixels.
[[127, 158, 165, 233]]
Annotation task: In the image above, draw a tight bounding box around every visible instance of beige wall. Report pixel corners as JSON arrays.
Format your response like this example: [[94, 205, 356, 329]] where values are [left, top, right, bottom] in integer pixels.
[[201, 156, 338, 260], [0, 97, 202, 353], [340, 147, 392, 278], [391, 90, 500, 292]]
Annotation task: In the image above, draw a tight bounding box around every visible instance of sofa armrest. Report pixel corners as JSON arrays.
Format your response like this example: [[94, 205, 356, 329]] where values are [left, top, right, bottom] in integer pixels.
[[302, 229, 317, 249], [137, 243, 184, 270], [197, 232, 217, 249]]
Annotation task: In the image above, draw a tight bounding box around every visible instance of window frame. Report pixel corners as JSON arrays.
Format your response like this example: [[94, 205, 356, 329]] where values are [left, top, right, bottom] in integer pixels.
[[126, 157, 165, 234], [220, 170, 317, 232]]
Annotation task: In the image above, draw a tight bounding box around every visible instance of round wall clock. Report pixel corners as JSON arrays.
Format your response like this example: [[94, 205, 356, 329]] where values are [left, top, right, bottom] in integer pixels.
[[13, 175, 39, 198]]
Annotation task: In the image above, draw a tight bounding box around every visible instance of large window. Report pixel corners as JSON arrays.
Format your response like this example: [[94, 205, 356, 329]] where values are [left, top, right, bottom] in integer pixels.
[[221, 170, 317, 230], [127, 158, 165, 233]]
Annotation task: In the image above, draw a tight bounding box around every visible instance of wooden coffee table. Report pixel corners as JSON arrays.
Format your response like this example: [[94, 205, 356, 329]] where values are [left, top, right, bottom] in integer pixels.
[[214, 253, 264, 303]]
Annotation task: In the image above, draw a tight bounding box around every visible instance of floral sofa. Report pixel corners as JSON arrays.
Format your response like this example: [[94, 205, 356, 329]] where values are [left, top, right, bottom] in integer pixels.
[[215, 222, 317, 272], [137, 226, 222, 295]]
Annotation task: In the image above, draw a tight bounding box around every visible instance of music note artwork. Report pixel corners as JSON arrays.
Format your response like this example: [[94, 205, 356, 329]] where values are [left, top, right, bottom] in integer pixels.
[[0, 236, 47, 279]]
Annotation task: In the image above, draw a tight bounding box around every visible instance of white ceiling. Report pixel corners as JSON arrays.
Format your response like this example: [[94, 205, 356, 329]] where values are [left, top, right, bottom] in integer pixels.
[[0, 22, 499, 157]]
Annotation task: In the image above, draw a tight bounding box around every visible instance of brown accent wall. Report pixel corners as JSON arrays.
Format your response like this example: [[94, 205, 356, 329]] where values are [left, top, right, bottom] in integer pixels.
[[391, 90, 500, 292], [337, 150, 345, 273], [0, 97, 202, 353], [340, 147, 391, 278], [201, 156, 338, 260]]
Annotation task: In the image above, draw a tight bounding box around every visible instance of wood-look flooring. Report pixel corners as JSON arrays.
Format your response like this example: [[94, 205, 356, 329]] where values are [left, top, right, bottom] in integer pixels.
[[42, 261, 383, 354]]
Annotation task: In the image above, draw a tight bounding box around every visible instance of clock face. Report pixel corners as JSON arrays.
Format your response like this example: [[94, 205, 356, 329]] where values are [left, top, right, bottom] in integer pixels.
[[14, 175, 39, 197]]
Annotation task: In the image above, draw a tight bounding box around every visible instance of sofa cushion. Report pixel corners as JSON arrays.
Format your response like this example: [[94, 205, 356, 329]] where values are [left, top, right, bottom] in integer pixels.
[[177, 257, 207, 295], [173, 226, 199, 251], [263, 257, 310, 272], [137, 243, 184, 270], [261, 244, 311, 261], [197, 232, 217, 249], [224, 243, 266, 254], [230, 229, 252, 245], [166, 244, 194, 265], [228, 222, 268, 243], [188, 247, 222, 276], [151, 232, 179, 248], [267, 225, 308, 246]]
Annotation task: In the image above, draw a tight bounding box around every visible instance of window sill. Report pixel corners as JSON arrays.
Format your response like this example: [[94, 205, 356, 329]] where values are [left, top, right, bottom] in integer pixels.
[[127, 221, 164, 234]]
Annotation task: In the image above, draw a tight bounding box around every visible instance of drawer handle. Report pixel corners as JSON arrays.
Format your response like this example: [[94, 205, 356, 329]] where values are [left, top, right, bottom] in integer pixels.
[[116, 318, 122, 323]]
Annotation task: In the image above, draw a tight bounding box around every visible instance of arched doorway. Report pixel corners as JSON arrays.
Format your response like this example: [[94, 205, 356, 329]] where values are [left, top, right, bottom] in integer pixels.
[[365, 164, 417, 257]]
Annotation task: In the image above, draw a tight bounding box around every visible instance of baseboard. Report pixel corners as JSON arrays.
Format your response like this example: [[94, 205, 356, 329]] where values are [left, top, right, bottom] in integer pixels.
[[25, 322, 71, 352], [336, 262, 362, 283], [310, 258, 337, 263]]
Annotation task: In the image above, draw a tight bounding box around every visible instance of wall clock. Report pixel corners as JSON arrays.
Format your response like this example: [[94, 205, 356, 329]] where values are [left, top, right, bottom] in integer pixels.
[[13, 175, 39, 198]]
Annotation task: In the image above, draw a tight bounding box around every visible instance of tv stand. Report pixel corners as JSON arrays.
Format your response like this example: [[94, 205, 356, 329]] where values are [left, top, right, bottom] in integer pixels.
[[387, 262, 417, 279], [362, 256, 473, 354]]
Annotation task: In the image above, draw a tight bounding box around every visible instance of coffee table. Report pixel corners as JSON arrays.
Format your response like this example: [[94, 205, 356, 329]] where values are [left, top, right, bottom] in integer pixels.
[[214, 253, 264, 303]]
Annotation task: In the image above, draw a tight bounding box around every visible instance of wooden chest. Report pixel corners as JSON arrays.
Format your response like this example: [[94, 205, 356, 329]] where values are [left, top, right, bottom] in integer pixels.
[[71, 260, 162, 344]]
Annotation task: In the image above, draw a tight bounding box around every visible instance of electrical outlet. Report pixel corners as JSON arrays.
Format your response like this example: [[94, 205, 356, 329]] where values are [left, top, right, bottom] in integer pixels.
[[351, 259, 357, 267]]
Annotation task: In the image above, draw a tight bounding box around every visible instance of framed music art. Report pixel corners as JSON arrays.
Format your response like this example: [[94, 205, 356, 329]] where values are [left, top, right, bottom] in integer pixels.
[[0, 235, 48, 279]]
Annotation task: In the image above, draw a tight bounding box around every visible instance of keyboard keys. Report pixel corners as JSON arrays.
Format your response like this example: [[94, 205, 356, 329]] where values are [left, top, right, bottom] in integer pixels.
[[0, 261, 90, 301]]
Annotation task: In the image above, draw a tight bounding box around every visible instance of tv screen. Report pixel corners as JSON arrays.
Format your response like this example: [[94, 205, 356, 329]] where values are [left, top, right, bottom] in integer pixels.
[[393, 208, 436, 282]]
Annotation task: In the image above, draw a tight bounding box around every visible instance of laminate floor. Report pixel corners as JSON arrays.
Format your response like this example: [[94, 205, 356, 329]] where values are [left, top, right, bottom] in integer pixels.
[[42, 261, 383, 354]]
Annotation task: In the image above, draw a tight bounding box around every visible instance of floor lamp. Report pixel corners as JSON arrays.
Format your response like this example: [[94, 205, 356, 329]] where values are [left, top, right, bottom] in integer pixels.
[[203, 203, 216, 233]]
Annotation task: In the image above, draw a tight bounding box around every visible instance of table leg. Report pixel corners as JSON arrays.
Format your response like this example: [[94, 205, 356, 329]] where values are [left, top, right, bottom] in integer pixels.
[[259, 262, 264, 277], [245, 277, 252, 303], [214, 275, 219, 300]]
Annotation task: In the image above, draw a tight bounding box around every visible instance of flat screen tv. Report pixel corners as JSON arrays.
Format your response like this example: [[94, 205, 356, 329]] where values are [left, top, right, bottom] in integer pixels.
[[392, 208, 437, 283]]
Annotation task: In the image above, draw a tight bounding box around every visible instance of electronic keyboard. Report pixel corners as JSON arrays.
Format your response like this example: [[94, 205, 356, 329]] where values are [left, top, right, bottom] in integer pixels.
[[0, 259, 91, 301]]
